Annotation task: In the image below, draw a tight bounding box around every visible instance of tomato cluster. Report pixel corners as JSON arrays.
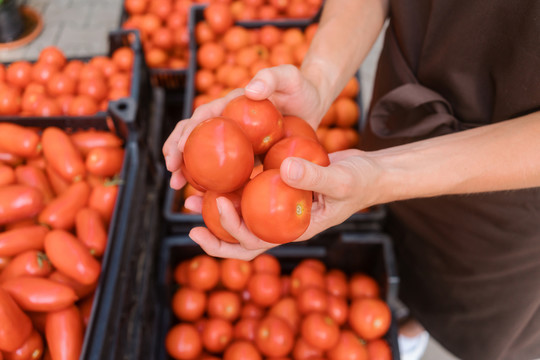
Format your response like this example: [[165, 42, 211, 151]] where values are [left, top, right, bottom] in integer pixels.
[[0, 46, 134, 117], [0, 123, 125, 358], [166, 253, 394, 360]]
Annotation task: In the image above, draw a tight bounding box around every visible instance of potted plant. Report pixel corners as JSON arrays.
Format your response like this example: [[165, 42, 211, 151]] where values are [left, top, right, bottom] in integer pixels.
[[0, 0, 24, 43]]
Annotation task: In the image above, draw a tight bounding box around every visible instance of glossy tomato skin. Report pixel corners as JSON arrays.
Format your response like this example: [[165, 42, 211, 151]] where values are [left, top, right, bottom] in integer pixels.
[[0, 250, 52, 283], [70, 130, 123, 156], [241, 169, 312, 244], [0, 185, 44, 226], [75, 207, 108, 256], [300, 312, 340, 351], [0, 289, 33, 352], [207, 290, 242, 322], [45, 305, 83, 360], [187, 254, 220, 291], [202, 190, 242, 244], [282, 115, 318, 141], [326, 329, 368, 360], [349, 298, 392, 341], [220, 258, 252, 291], [85, 147, 125, 177], [4, 329, 43, 360], [0, 225, 48, 257], [15, 165, 55, 203], [42, 127, 86, 182], [38, 181, 91, 230], [201, 317, 233, 353], [223, 340, 262, 360], [222, 95, 284, 154], [0, 123, 41, 158], [247, 272, 281, 308], [183, 117, 254, 193], [255, 315, 294, 357], [165, 323, 202, 360], [263, 136, 329, 171], [366, 338, 393, 360], [172, 287, 207, 322]]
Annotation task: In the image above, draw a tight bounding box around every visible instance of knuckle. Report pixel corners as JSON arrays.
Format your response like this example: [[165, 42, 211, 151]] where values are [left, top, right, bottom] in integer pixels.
[[332, 170, 355, 199]]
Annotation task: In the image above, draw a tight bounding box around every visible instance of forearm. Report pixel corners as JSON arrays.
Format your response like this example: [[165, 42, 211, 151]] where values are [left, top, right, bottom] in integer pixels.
[[367, 112, 540, 204], [301, 0, 389, 115]]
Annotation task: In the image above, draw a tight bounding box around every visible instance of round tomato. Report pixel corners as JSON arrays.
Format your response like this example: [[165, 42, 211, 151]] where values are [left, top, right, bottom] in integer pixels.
[[223, 340, 262, 360], [202, 190, 242, 244], [240, 302, 265, 319], [220, 258, 252, 291], [183, 117, 254, 193], [297, 287, 328, 315], [46, 72, 76, 97], [204, 3, 234, 34], [282, 115, 318, 141], [233, 317, 259, 341], [300, 312, 340, 351], [0, 86, 21, 115], [222, 96, 284, 154], [292, 337, 324, 360], [366, 338, 393, 360], [68, 95, 99, 116], [201, 317, 233, 354], [6, 61, 33, 88], [246, 272, 281, 308], [263, 136, 329, 170], [165, 323, 202, 360], [325, 269, 348, 297], [327, 330, 368, 360], [349, 273, 380, 299], [78, 78, 108, 102], [207, 290, 241, 322], [187, 254, 220, 291], [112, 47, 134, 71], [267, 297, 300, 334], [31, 62, 59, 85], [172, 287, 206, 322], [197, 42, 226, 70], [34, 98, 62, 116], [251, 253, 281, 275], [349, 298, 391, 341], [241, 169, 311, 244], [327, 294, 349, 326], [38, 47, 66, 69], [290, 263, 325, 296], [254, 315, 294, 357]]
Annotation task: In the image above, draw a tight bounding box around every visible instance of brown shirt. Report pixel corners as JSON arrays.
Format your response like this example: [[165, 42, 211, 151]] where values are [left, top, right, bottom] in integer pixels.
[[362, 1, 540, 359]]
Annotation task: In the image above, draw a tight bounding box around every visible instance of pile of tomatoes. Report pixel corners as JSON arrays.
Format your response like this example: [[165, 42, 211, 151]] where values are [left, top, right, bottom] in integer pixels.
[[166, 253, 394, 360], [0, 122, 125, 359], [0, 45, 135, 117], [121, 0, 322, 70]]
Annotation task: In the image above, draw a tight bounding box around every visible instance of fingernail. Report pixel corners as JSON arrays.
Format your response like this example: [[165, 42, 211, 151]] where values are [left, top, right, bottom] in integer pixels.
[[286, 159, 304, 181], [216, 198, 223, 215], [245, 80, 265, 94]]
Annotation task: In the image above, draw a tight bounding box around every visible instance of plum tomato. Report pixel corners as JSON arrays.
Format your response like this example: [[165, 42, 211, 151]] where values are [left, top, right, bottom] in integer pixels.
[[183, 117, 254, 193], [262, 136, 329, 171], [202, 190, 242, 244], [222, 95, 284, 154], [241, 169, 311, 244]]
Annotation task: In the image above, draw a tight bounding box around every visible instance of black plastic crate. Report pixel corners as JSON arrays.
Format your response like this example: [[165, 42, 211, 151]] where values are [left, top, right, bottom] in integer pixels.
[[151, 231, 400, 359]]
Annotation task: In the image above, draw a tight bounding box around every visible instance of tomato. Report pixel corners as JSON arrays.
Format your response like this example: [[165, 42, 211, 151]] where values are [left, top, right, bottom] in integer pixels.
[[204, 3, 233, 34], [327, 294, 349, 326], [0, 87, 21, 115], [282, 115, 318, 141], [4, 219, 37, 231], [0, 123, 40, 158], [15, 165, 55, 203], [197, 42, 226, 70], [201, 190, 241, 244], [171, 287, 206, 322], [38, 47, 66, 69], [292, 337, 324, 360], [267, 297, 300, 334], [85, 147, 124, 177], [184, 117, 254, 193], [0, 63, 5, 82], [195, 21, 216, 44], [0, 164, 15, 187], [223, 26, 250, 51], [349, 298, 391, 341], [67, 95, 99, 116], [334, 97, 359, 128], [77, 78, 108, 103], [301, 312, 340, 351], [1, 276, 78, 312], [349, 273, 380, 299], [0, 288, 33, 352], [38, 181, 91, 230], [0, 185, 44, 226], [112, 47, 134, 72], [4, 329, 43, 360], [48, 271, 97, 299], [240, 301, 264, 319], [241, 169, 311, 244], [165, 323, 202, 360], [223, 340, 262, 360], [78, 294, 94, 327], [21, 91, 45, 114], [339, 77, 360, 99], [251, 253, 281, 275], [234, 317, 259, 341], [6, 62, 33, 88], [108, 73, 131, 91], [263, 136, 329, 171], [75, 207, 108, 256], [290, 263, 325, 296], [124, 0, 147, 14], [0, 250, 52, 282], [327, 330, 368, 360], [151, 27, 174, 51], [255, 315, 294, 357], [297, 287, 328, 315], [63, 60, 84, 81], [187, 254, 220, 291], [0, 257, 10, 272], [46, 72, 76, 97], [220, 258, 252, 291], [45, 305, 83, 360], [173, 260, 190, 285], [45, 165, 70, 196], [280, 275, 291, 297], [44, 230, 101, 285], [31, 63, 59, 86], [222, 96, 284, 155], [201, 317, 233, 354], [88, 181, 119, 225], [42, 127, 85, 182], [34, 97, 62, 116], [325, 269, 348, 297], [247, 272, 281, 307], [207, 290, 242, 322]]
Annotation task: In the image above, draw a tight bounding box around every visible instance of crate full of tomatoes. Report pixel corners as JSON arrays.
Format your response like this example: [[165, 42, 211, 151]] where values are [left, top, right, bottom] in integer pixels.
[[152, 232, 400, 359], [0, 112, 152, 359]]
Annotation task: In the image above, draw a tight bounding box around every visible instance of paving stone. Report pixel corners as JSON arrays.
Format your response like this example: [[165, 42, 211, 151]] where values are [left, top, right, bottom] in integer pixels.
[[56, 24, 110, 58], [43, 2, 92, 27]]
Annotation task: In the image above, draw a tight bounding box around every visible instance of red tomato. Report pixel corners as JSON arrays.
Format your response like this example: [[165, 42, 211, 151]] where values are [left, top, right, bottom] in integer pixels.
[[290, 263, 325, 296], [4, 329, 43, 360], [42, 127, 86, 182], [46, 72, 76, 96], [366, 338, 392, 360], [327, 330, 369, 360], [263, 136, 329, 170], [44, 230, 101, 285], [292, 337, 324, 360], [0, 64, 4, 82], [0, 288, 33, 352], [187, 254, 220, 291], [267, 297, 300, 334], [240, 301, 265, 319], [79, 294, 94, 327], [204, 3, 234, 34], [124, 0, 148, 14], [349, 298, 392, 341], [152, 27, 174, 50], [300, 312, 340, 351], [34, 97, 62, 116], [207, 290, 242, 322], [77, 78, 108, 102], [282, 115, 318, 141], [88, 181, 118, 225], [21, 91, 45, 114], [197, 42, 226, 70], [45, 305, 83, 360], [165, 323, 202, 360], [75, 207, 108, 256], [15, 165, 55, 203], [201, 317, 233, 354], [6, 61, 33, 88], [112, 47, 135, 72], [222, 96, 284, 154], [241, 169, 312, 244], [38, 181, 91, 230], [0, 86, 21, 115], [31, 62, 59, 85], [349, 273, 380, 299], [233, 317, 259, 341], [202, 190, 242, 244], [85, 147, 124, 177], [297, 287, 328, 315], [326, 268, 349, 297], [0, 225, 47, 257], [220, 258, 252, 291], [327, 294, 349, 326], [0, 164, 15, 187], [45, 165, 70, 196], [0, 185, 44, 226], [247, 272, 281, 308], [48, 271, 97, 299], [67, 95, 99, 116], [1, 276, 78, 312], [57, 94, 74, 115], [223, 340, 262, 360], [255, 315, 294, 357], [0, 250, 52, 283], [63, 60, 84, 80], [183, 117, 254, 193], [0, 123, 41, 158], [251, 253, 281, 275], [38, 47, 67, 69], [173, 260, 190, 286], [172, 287, 206, 322]]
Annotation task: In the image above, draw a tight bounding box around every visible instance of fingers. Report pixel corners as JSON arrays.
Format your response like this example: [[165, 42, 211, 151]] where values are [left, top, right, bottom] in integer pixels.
[[184, 194, 203, 213], [163, 120, 187, 173], [189, 227, 267, 261], [245, 65, 302, 100]]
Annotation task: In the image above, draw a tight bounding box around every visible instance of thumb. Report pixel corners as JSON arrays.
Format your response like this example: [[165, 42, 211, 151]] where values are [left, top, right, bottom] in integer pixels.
[[244, 64, 301, 100]]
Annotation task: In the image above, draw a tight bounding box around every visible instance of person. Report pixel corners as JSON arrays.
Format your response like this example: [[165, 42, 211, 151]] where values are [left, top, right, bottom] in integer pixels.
[[163, 0, 540, 359]]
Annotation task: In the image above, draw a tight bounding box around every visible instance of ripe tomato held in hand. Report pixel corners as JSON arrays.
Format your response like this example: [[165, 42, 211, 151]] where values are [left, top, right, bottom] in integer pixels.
[[183, 117, 254, 193], [241, 169, 312, 244], [202, 190, 242, 244], [262, 136, 329, 171], [222, 95, 284, 155]]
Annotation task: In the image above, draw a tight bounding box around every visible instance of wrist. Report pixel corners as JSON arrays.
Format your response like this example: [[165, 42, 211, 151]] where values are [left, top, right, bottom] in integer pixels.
[[300, 58, 338, 121]]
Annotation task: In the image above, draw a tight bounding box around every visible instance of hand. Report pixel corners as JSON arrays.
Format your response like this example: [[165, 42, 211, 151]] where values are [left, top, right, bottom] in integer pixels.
[[186, 149, 381, 260]]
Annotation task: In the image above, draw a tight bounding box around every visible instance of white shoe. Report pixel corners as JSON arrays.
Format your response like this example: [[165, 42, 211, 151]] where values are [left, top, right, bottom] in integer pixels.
[[398, 330, 430, 360]]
